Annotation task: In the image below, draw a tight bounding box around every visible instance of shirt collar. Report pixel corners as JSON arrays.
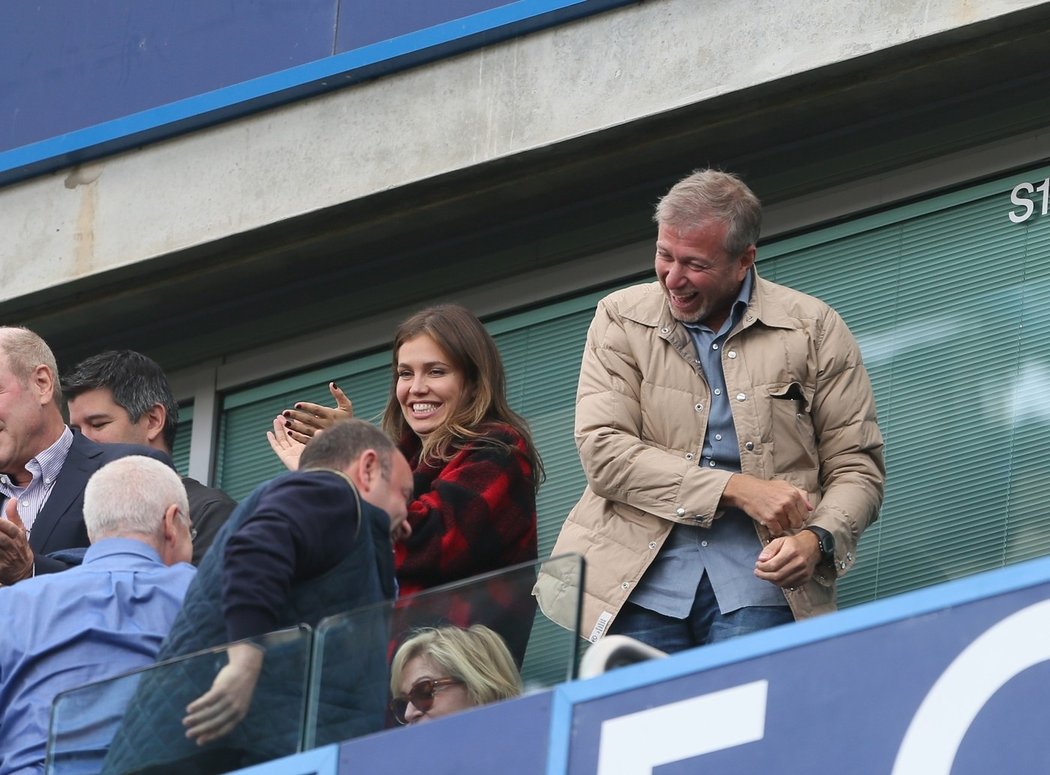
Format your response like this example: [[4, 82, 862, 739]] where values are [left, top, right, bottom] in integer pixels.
[[684, 269, 754, 338], [26, 426, 74, 488], [83, 536, 165, 566], [0, 426, 73, 494]]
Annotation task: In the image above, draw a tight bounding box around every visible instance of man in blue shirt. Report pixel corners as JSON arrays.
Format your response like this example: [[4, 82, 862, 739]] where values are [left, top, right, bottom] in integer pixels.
[[0, 455, 195, 775]]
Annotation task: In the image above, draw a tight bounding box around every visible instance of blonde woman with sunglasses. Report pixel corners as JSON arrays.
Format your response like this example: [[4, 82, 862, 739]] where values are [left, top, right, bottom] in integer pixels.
[[389, 625, 521, 725]]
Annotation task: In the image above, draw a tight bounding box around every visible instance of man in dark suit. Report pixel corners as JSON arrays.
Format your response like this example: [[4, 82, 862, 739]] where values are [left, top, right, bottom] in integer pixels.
[[63, 349, 237, 564], [0, 327, 166, 583]]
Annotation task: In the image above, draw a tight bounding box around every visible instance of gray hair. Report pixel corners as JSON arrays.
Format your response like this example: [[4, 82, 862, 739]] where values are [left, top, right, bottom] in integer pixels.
[[299, 419, 397, 476], [84, 456, 189, 543], [0, 327, 59, 397], [654, 169, 763, 255]]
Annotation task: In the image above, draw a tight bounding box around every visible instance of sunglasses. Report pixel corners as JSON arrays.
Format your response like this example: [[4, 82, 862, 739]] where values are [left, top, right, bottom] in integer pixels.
[[390, 677, 463, 725]]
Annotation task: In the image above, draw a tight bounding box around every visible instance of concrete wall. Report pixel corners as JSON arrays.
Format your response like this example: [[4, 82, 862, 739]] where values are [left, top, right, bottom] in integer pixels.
[[1, 0, 1041, 305]]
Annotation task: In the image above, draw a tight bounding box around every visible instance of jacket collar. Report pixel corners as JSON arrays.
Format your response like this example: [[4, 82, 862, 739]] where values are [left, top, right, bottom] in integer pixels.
[[620, 268, 798, 339]]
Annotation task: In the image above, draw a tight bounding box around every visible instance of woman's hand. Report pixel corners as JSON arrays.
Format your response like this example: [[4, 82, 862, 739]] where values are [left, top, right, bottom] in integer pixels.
[[280, 382, 354, 444], [267, 416, 306, 471]]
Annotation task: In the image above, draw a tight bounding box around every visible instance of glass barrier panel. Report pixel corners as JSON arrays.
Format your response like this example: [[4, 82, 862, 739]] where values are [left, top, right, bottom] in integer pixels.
[[306, 553, 583, 747], [46, 627, 311, 775]]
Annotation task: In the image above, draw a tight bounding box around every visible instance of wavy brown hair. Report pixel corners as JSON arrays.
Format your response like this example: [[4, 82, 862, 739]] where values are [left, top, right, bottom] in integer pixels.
[[381, 304, 542, 489]]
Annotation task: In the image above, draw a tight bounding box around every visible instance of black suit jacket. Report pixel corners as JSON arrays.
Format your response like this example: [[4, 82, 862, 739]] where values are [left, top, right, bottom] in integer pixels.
[[29, 430, 170, 575]]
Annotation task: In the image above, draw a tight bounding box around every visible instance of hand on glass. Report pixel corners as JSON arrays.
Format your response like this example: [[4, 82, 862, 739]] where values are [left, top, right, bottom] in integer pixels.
[[183, 642, 264, 746]]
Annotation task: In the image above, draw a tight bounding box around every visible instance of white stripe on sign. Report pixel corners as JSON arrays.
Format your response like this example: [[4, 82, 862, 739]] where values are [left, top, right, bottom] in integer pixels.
[[596, 679, 768, 775]]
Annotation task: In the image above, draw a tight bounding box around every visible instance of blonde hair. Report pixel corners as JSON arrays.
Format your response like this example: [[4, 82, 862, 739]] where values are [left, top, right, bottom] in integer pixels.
[[380, 305, 542, 488], [390, 625, 522, 707]]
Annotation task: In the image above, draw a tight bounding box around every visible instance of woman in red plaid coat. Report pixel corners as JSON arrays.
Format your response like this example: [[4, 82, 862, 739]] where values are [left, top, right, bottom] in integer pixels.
[[271, 304, 542, 620]]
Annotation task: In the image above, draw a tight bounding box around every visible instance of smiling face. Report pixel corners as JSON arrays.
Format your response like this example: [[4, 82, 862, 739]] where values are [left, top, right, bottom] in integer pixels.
[[67, 387, 154, 447], [0, 354, 62, 483], [654, 220, 755, 330], [396, 654, 473, 725], [394, 335, 467, 438]]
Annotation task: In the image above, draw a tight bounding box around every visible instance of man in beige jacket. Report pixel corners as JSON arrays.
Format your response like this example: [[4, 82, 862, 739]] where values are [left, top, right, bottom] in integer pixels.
[[541, 169, 885, 652]]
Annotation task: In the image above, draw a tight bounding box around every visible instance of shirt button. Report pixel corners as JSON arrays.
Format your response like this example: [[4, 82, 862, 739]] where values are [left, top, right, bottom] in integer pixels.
[[708, 461, 716, 467], [621, 581, 631, 589], [676, 507, 686, 516], [736, 393, 747, 401], [727, 351, 737, 359], [648, 541, 657, 549], [685, 452, 694, 460], [661, 327, 670, 334], [714, 388, 722, 396], [694, 403, 704, 412], [701, 540, 708, 547], [715, 433, 722, 441], [745, 441, 754, 451], [711, 343, 719, 350]]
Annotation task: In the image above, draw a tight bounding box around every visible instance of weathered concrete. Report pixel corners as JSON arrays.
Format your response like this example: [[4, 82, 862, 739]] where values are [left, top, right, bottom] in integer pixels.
[[1, 0, 1044, 303]]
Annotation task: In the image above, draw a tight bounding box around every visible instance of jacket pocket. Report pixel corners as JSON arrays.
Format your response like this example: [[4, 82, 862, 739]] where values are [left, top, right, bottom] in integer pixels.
[[767, 381, 819, 473]]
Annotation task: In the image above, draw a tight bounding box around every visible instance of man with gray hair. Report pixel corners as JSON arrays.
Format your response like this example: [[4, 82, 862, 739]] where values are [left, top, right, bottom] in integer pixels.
[[0, 327, 169, 584], [543, 168, 885, 653], [0, 455, 195, 774]]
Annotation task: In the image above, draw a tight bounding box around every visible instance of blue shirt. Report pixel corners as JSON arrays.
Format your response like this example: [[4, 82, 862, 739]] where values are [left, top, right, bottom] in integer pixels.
[[0, 538, 195, 775], [631, 272, 788, 617]]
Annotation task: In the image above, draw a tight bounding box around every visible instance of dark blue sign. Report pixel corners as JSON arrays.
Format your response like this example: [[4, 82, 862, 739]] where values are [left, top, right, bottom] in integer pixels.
[[243, 557, 1050, 773], [0, 0, 634, 186]]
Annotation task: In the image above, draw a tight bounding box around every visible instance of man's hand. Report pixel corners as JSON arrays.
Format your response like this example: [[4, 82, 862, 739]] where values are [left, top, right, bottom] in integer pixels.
[[183, 642, 264, 746], [280, 382, 353, 444], [722, 475, 812, 536], [0, 503, 34, 585], [754, 531, 821, 588]]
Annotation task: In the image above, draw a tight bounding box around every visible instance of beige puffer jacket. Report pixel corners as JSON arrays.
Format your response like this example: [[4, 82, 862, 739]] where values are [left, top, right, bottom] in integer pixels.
[[536, 275, 885, 642]]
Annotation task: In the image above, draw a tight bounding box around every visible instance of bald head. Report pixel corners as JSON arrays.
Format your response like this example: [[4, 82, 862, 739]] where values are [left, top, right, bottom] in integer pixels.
[[84, 456, 193, 565], [0, 328, 66, 483]]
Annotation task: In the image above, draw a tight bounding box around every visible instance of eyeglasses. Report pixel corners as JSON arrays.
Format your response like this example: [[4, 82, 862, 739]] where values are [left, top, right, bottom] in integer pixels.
[[390, 677, 463, 725]]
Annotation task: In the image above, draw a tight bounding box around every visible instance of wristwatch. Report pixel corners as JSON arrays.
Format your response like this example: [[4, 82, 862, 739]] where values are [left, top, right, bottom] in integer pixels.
[[803, 526, 835, 564]]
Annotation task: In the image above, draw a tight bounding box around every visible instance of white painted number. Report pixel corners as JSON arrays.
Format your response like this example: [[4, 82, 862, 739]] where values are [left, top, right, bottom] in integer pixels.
[[892, 599, 1050, 774], [1009, 177, 1050, 223], [595, 680, 767, 775]]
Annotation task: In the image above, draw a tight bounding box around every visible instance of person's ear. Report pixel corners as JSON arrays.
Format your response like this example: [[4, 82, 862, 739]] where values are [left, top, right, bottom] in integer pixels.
[[144, 404, 167, 445], [738, 244, 757, 274], [161, 504, 180, 544], [352, 449, 380, 494], [31, 364, 55, 406]]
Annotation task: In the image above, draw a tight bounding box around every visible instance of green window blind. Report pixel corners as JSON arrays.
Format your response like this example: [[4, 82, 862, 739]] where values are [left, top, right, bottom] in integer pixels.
[[171, 404, 193, 478], [762, 163, 1050, 606]]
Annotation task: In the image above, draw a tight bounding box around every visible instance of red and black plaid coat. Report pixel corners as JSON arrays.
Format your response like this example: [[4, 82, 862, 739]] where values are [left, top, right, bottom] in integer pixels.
[[394, 423, 538, 596]]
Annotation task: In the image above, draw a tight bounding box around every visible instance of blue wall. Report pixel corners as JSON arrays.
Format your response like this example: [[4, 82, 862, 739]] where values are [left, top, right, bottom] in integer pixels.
[[0, 0, 633, 185]]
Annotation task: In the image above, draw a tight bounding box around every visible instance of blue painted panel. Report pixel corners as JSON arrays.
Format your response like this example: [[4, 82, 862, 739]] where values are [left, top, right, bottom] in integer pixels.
[[0, 0, 634, 186], [227, 558, 1050, 773], [0, 0, 337, 152], [337, 691, 552, 772], [338, 0, 510, 49]]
